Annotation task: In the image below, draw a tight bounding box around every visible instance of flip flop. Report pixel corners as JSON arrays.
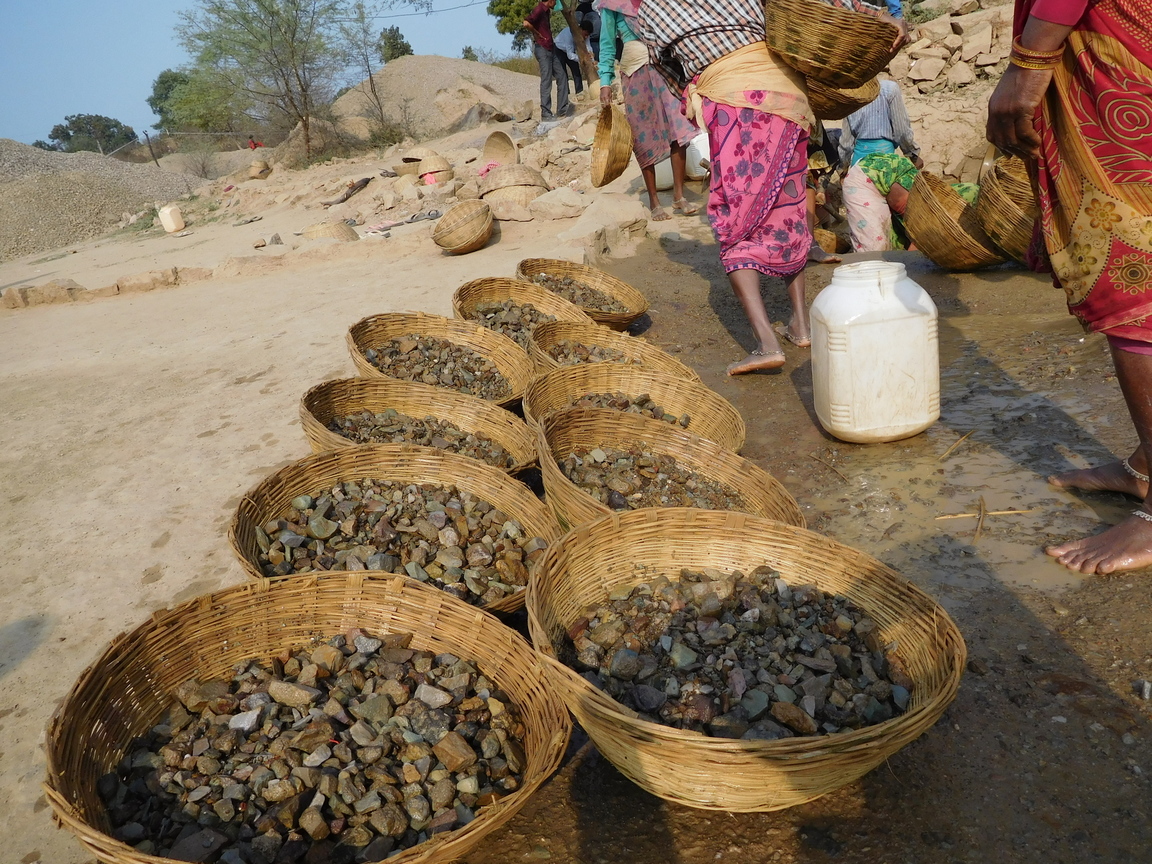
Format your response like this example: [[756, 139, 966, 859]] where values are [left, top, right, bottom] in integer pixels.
[[727, 349, 786, 375], [774, 324, 811, 348], [650, 206, 672, 222]]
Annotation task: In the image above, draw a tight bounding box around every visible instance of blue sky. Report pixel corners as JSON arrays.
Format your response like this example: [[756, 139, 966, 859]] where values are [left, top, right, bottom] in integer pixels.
[[0, 0, 518, 146]]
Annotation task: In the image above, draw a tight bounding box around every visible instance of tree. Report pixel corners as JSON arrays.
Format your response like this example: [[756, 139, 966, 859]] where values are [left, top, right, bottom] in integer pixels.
[[147, 69, 191, 130], [177, 0, 347, 158], [378, 25, 413, 62], [462, 45, 478, 61], [39, 114, 137, 154], [165, 67, 253, 133], [338, 1, 389, 135]]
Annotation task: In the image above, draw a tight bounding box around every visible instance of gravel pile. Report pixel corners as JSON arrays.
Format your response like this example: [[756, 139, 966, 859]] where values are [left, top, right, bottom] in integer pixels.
[[0, 138, 202, 262]]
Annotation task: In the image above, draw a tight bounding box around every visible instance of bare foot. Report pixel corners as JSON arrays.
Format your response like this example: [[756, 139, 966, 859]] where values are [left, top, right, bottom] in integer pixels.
[[807, 242, 842, 264], [1046, 513, 1152, 574], [773, 323, 811, 348], [1049, 460, 1148, 499], [651, 206, 671, 222], [727, 350, 785, 375]]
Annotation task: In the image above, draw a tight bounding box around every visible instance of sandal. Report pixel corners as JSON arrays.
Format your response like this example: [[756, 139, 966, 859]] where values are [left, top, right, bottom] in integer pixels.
[[774, 323, 811, 348], [674, 197, 700, 216], [727, 349, 786, 375]]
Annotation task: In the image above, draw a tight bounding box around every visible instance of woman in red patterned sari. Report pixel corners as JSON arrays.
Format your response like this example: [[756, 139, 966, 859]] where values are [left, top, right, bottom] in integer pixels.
[[987, 0, 1152, 573]]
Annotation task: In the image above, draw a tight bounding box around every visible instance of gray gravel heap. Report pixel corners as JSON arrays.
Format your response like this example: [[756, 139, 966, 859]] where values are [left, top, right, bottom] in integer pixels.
[[0, 138, 202, 262]]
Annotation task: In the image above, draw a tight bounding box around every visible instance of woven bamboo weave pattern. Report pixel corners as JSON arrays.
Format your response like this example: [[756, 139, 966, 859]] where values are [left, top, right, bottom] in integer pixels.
[[591, 104, 632, 188], [764, 0, 900, 89], [535, 407, 803, 529], [905, 171, 1006, 271], [346, 311, 534, 408], [452, 277, 594, 327], [482, 130, 520, 166], [433, 200, 493, 254], [299, 377, 538, 471], [477, 165, 547, 199], [228, 444, 562, 612], [515, 258, 650, 331], [528, 319, 702, 382], [45, 573, 571, 864], [522, 363, 746, 452], [975, 157, 1038, 263], [806, 77, 881, 121], [525, 508, 966, 811]]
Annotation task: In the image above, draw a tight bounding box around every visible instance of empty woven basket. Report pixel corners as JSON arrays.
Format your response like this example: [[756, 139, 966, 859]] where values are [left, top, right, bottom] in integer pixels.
[[526, 507, 966, 811], [536, 407, 803, 530], [522, 362, 746, 452], [45, 573, 571, 864], [765, 0, 900, 89], [807, 77, 881, 121], [302, 221, 359, 242], [974, 156, 1038, 263], [482, 130, 520, 166], [299, 376, 538, 471], [591, 104, 633, 188], [478, 165, 547, 199], [433, 199, 493, 254], [905, 171, 1006, 271], [515, 258, 650, 331]]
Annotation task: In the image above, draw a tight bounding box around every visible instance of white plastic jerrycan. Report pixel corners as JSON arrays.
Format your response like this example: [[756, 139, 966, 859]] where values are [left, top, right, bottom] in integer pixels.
[[810, 260, 939, 443]]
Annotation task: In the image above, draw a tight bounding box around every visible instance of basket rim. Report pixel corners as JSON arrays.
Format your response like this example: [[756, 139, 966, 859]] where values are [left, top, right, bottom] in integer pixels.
[[452, 276, 596, 326], [45, 571, 572, 864], [905, 171, 1006, 270], [528, 319, 703, 383], [298, 376, 538, 470], [525, 506, 966, 755], [591, 103, 632, 188], [515, 258, 650, 329]]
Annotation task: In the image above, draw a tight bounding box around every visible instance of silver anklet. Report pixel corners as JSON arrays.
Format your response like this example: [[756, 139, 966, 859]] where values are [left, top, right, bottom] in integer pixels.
[[1134, 509, 1152, 524], [1123, 458, 1150, 483]]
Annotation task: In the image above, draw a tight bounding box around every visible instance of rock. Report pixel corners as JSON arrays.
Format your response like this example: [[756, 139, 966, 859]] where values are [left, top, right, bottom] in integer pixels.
[[708, 708, 750, 739], [117, 268, 180, 295], [229, 708, 262, 733], [556, 193, 649, 262], [632, 684, 667, 713], [771, 701, 819, 735], [916, 15, 955, 42], [268, 680, 321, 707], [429, 777, 456, 810], [529, 186, 591, 220], [300, 806, 330, 840], [961, 24, 993, 62], [974, 53, 1002, 66], [909, 57, 947, 82], [609, 648, 643, 680], [1134, 680, 1152, 701], [740, 688, 771, 722], [487, 198, 535, 221], [352, 694, 393, 724], [168, 828, 229, 862], [947, 62, 976, 87], [888, 53, 911, 80], [433, 731, 477, 772], [415, 683, 453, 709], [668, 642, 698, 670]]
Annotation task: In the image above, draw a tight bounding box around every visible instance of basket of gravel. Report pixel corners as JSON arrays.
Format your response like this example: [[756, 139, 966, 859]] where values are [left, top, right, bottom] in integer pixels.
[[526, 507, 965, 811], [299, 378, 538, 472], [347, 312, 534, 409], [515, 258, 649, 331], [229, 444, 562, 612], [45, 572, 572, 864], [522, 363, 746, 452], [452, 277, 594, 350], [528, 319, 702, 382], [536, 407, 803, 530]]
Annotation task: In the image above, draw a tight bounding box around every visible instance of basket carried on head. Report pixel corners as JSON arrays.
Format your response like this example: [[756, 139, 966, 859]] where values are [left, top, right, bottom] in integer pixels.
[[347, 311, 534, 408], [529, 319, 702, 382], [765, 0, 901, 89], [975, 157, 1038, 263], [453, 277, 594, 328], [536, 407, 803, 529], [483, 130, 520, 166], [526, 507, 966, 811], [806, 76, 881, 121], [591, 103, 633, 188], [299, 377, 538, 471], [229, 444, 562, 612], [45, 573, 571, 864], [433, 199, 493, 254], [515, 258, 650, 331], [905, 171, 1007, 271], [522, 363, 746, 452]]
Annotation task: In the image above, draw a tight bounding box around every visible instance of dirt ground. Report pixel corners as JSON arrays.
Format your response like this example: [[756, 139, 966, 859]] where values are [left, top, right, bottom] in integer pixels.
[[2, 168, 1151, 864]]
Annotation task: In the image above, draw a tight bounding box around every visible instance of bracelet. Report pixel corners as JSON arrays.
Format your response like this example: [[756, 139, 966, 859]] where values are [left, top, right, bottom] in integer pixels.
[[1012, 35, 1063, 61], [1133, 509, 1152, 524], [1010, 54, 1061, 71]]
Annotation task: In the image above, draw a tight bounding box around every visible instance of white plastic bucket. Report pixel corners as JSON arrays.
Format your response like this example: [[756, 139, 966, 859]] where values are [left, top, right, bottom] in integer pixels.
[[653, 132, 710, 190], [158, 205, 185, 233], [810, 260, 940, 443]]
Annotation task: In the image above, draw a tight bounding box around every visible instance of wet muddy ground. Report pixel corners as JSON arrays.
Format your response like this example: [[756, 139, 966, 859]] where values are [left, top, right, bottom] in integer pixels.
[[472, 232, 1152, 863]]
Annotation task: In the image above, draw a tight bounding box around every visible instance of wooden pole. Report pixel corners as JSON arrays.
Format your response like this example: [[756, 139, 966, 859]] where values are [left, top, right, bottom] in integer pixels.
[[561, 1, 597, 96], [142, 131, 161, 168]]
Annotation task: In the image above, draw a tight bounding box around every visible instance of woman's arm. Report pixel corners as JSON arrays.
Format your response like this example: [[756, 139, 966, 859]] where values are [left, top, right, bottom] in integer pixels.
[[598, 9, 619, 103], [986, 13, 1079, 158]]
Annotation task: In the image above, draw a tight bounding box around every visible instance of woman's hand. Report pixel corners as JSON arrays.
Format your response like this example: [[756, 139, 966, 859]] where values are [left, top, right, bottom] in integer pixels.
[[876, 12, 909, 51], [600, 85, 613, 106], [986, 63, 1054, 159]]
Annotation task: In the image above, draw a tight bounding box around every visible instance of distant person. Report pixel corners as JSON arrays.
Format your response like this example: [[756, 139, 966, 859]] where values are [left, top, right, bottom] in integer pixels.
[[247, 136, 264, 150], [837, 79, 921, 169], [554, 25, 584, 94], [524, 0, 571, 120], [578, 2, 601, 61]]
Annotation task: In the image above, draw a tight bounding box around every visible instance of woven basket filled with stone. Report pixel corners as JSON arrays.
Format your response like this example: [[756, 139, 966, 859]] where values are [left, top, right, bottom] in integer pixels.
[[535, 407, 802, 530], [452, 277, 593, 351], [526, 507, 966, 811], [229, 444, 562, 613], [528, 319, 701, 382], [45, 573, 571, 864], [300, 377, 538, 473]]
